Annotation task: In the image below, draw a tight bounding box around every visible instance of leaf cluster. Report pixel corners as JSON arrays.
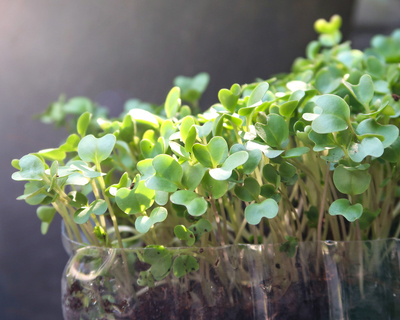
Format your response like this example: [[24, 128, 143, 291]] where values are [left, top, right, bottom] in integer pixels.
[[12, 16, 400, 284]]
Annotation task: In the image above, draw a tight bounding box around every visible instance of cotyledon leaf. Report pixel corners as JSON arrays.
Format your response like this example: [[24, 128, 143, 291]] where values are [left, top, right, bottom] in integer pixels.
[[333, 165, 371, 195], [116, 178, 155, 214], [209, 151, 249, 181], [309, 95, 350, 134], [12, 155, 45, 181], [170, 190, 207, 216], [135, 207, 168, 234], [357, 119, 399, 148], [329, 199, 363, 222], [348, 137, 384, 163], [173, 255, 199, 278], [192, 136, 228, 168], [73, 199, 108, 224], [174, 225, 195, 246], [145, 155, 183, 192], [77, 134, 116, 164], [245, 199, 279, 225]]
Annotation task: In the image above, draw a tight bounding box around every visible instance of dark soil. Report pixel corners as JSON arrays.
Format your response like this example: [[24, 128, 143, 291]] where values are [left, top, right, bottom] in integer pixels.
[[63, 276, 332, 320], [62, 250, 400, 319]]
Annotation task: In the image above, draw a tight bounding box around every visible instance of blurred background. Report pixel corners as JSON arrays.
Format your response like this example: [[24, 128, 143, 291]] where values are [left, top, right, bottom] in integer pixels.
[[0, 0, 398, 319]]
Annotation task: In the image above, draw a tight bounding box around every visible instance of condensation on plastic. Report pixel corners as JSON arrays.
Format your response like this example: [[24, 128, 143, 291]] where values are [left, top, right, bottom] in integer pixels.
[[61, 224, 400, 320]]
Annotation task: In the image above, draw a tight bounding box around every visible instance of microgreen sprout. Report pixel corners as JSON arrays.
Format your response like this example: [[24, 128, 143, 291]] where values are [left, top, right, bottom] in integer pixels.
[[13, 16, 400, 285]]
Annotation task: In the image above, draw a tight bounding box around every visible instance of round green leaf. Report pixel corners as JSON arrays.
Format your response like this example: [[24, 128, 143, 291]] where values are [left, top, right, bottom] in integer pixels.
[[192, 136, 228, 168], [155, 190, 169, 206], [140, 137, 164, 159], [143, 245, 172, 281], [173, 255, 199, 278], [17, 181, 48, 205], [146, 155, 183, 192], [37, 206, 56, 235], [106, 172, 131, 197], [37, 206, 56, 223], [348, 137, 384, 163], [279, 236, 298, 258], [181, 162, 206, 191], [255, 114, 288, 148], [357, 119, 399, 148], [135, 207, 168, 234], [312, 95, 350, 134], [77, 134, 116, 164], [188, 219, 212, 240], [137, 270, 155, 287], [201, 171, 229, 199], [64, 172, 90, 186], [170, 190, 207, 217], [245, 199, 279, 225], [174, 225, 195, 246], [209, 151, 249, 181], [160, 119, 176, 147], [230, 145, 261, 171], [344, 74, 374, 108], [315, 68, 342, 94], [329, 199, 363, 222], [116, 179, 155, 214], [312, 114, 348, 134], [308, 130, 337, 151], [260, 184, 277, 199], [314, 15, 341, 34], [194, 121, 213, 138], [318, 30, 342, 46], [333, 165, 371, 195], [234, 177, 260, 202], [218, 87, 239, 113], [174, 72, 209, 102], [12, 155, 45, 181], [279, 162, 296, 178]]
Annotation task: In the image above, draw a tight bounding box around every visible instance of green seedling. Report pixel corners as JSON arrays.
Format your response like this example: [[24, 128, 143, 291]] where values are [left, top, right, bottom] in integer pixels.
[[11, 17, 400, 289]]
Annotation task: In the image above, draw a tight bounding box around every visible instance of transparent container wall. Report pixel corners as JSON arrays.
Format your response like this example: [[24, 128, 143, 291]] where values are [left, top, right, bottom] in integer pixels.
[[61, 239, 400, 320]]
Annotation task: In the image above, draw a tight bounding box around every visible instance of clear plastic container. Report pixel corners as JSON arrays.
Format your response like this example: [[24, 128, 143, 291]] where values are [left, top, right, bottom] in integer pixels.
[[61, 225, 400, 319]]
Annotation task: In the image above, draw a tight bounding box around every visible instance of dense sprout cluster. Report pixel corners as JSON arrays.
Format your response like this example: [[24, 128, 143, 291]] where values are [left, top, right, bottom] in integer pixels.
[[12, 16, 400, 283]]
